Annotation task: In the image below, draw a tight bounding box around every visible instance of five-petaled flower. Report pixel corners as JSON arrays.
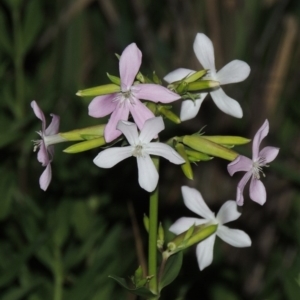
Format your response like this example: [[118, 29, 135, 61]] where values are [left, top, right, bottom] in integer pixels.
[[169, 186, 251, 271], [88, 43, 181, 143], [164, 33, 250, 121], [227, 120, 279, 206], [93, 117, 185, 192], [31, 101, 65, 191]]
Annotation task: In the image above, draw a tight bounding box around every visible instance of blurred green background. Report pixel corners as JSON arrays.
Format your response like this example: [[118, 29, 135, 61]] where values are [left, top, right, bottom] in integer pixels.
[[1, 0, 300, 299]]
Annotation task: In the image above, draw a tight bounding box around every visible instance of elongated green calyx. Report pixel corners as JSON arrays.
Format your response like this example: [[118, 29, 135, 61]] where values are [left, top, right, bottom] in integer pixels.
[[63, 137, 106, 153], [60, 125, 105, 141], [187, 80, 219, 91], [167, 224, 218, 255], [184, 69, 208, 83], [107, 73, 121, 85], [157, 222, 164, 250], [157, 105, 181, 124], [185, 149, 213, 162], [183, 135, 239, 161], [76, 84, 120, 97], [175, 143, 193, 180], [202, 136, 251, 145]]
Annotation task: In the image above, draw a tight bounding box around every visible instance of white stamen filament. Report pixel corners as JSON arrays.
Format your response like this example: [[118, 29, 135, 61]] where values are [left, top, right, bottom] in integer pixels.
[[132, 144, 144, 157], [252, 157, 268, 179], [32, 134, 66, 151]]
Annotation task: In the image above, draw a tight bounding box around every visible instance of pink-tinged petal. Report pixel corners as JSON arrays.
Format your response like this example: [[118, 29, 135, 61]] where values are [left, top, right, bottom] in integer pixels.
[[47, 145, 54, 161], [93, 147, 133, 168], [193, 33, 216, 71], [217, 226, 251, 247], [139, 117, 164, 143], [195, 234, 216, 271], [227, 155, 252, 176], [119, 43, 142, 88], [181, 186, 214, 220], [169, 217, 208, 235], [136, 155, 158, 192], [45, 114, 60, 136], [39, 163, 52, 191], [163, 68, 196, 83], [104, 104, 130, 143], [88, 94, 117, 118], [117, 120, 139, 145], [129, 98, 155, 131], [180, 94, 207, 121], [259, 146, 279, 163], [249, 177, 266, 205], [236, 171, 252, 206], [216, 60, 250, 85], [31, 101, 46, 132], [210, 88, 243, 118], [252, 119, 269, 160], [37, 142, 49, 165], [216, 201, 241, 225], [135, 84, 180, 103], [146, 142, 185, 164]]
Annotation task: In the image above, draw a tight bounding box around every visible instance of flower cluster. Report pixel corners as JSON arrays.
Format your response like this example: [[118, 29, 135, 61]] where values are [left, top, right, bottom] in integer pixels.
[[31, 32, 279, 274]]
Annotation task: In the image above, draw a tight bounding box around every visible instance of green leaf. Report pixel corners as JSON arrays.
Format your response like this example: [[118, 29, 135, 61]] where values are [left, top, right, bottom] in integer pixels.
[[109, 275, 157, 298], [159, 251, 183, 291]]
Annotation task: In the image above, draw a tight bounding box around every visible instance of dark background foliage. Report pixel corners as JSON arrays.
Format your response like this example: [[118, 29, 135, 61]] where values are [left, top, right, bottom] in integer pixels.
[[1, 0, 300, 299]]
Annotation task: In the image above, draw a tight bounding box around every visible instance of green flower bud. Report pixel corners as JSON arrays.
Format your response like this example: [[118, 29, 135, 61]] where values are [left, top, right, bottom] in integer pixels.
[[202, 136, 251, 146], [183, 135, 239, 161], [157, 105, 181, 124], [60, 125, 105, 141], [184, 69, 208, 83], [152, 72, 162, 85], [76, 84, 120, 97], [185, 149, 213, 162], [134, 266, 143, 285], [63, 137, 106, 153], [175, 143, 193, 180], [187, 80, 219, 92], [106, 73, 121, 85]]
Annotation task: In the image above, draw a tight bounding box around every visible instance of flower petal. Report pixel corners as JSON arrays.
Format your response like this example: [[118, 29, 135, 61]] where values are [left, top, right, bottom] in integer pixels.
[[146, 142, 185, 164], [227, 155, 252, 176], [117, 120, 139, 145], [135, 84, 180, 103], [249, 177, 266, 205], [216, 60, 250, 85], [180, 94, 207, 121], [259, 146, 279, 163], [139, 117, 164, 143], [181, 186, 214, 220], [195, 234, 216, 270], [31, 101, 46, 132], [169, 217, 207, 235], [88, 94, 117, 118], [45, 114, 60, 136], [216, 201, 241, 225], [193, 33, 216, 71], [217, 225, 251, 247], [119, 43, 142, 88], [93, 147, 133, 168], [210, 88, 243, 118], [37, 142, 49, 165], [104, 104, 130, 143], [129, 99, 155, 132], [137, 155, 158, 192], [163, 68, 196, 83], [252, 119, 269, 160], [39, 163, 52, 191], [236, 171, 252, 206]]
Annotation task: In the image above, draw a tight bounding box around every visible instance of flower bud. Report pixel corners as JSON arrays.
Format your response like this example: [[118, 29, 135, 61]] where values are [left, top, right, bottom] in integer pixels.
[[76, 84, 120, 97], [106, 73, 121, 85], [63, 137, 106, 153], [183, 135, 238, 161], [187, 80, 219, 92], [175, 143, 193, 180], [184, 69, 208, 83], [157, 105, 181, 124], [202, 136, 251, 146], [185, 149, 213, 162]]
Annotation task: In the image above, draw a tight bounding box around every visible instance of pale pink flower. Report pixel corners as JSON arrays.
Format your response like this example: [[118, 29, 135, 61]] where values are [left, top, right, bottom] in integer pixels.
[[228, 120, 279, 206], [89, 43, 181, 142], [31, 101, 64, 191], [164, 33, 250, 121], [93, 117, 185, 192], [170, 186, 251, 271]]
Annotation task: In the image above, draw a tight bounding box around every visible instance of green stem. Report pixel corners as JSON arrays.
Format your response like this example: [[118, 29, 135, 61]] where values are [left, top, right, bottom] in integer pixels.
[[53, 246, 63, 300], [148, 157, 159, 298]]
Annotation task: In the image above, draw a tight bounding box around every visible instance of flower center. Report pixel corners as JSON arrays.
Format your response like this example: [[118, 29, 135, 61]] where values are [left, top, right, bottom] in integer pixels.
[[132, 144, 144, 157], [252, 157, 268, 179]]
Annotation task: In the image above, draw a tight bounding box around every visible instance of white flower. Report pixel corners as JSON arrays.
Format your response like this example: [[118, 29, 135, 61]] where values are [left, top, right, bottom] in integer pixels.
[[93, 117, 185, 192], [169, 186, 251, 270], [164, 33, 250, 121]]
